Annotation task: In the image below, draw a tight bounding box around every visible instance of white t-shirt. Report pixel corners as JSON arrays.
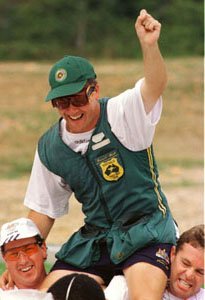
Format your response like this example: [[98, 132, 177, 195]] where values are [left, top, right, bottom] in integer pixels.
[[104, 276, 205, 300], [104, 276, 129, 300], [163, 289, 205, 300], [24, 79, 162, 219], [0, 288, 53, 300]]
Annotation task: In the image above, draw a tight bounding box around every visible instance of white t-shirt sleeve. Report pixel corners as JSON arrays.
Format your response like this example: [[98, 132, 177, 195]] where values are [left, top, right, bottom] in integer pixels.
[[107, 78, 162, 151], [104, 276, 129, 300], [24, 150, 72, 219]]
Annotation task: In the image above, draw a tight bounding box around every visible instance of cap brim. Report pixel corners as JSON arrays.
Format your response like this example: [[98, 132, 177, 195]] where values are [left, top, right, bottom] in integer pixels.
[[45, 80, 87, 101]]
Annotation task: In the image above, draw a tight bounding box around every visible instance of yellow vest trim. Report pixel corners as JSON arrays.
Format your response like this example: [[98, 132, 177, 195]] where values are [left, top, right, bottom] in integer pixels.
[[147, 147, 166, 217]]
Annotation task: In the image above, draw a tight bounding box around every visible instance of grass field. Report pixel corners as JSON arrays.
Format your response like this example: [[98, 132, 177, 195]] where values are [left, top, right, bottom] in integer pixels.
[[0, 57, 203, 178]]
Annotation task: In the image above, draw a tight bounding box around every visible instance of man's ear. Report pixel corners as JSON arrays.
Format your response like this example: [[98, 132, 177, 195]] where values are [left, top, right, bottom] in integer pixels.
[[41, 242, 48, 260], [170, 245, 176, 264], [88, 84, 99, 103], [94, 84, 100, 99]]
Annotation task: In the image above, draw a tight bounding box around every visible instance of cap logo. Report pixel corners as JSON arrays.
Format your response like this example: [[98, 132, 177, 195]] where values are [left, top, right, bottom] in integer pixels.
[[4, 233, 20, 244], [6, 223, 17, 232], [55, 69, 67, 82]]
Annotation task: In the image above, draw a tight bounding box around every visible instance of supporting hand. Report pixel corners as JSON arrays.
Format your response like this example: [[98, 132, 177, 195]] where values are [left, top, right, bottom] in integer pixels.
[[0, 269, 14, 290]]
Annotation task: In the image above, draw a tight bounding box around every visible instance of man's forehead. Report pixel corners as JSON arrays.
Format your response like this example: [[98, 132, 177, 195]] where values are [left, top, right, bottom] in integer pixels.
[[4, 237, 36, 251], [179, 242, 204, 254], [178, 243, 204, 266]]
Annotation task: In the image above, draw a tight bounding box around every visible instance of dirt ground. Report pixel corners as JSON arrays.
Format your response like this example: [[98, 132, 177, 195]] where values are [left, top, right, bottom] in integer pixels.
[[0, 166, 203, 246]]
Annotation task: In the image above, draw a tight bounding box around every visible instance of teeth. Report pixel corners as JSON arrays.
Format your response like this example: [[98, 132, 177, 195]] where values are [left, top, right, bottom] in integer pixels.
[[179, 279, 191, 288], [20, 266, 32, 272], [69, 114, 83, 120]]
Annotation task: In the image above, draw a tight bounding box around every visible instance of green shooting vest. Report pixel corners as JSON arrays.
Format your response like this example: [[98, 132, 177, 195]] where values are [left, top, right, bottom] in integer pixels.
[[38, 98, 176, 268]]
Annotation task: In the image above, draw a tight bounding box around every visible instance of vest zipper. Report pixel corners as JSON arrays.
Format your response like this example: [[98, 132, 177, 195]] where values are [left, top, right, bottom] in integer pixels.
[[84, 154, 113, 225]]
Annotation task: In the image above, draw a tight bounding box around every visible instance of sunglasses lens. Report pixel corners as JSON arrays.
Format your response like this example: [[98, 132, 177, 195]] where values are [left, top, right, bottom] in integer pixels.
[[52, 85, 95, 109], [52, 96, 88, 109], [71, 95, 88, 106], [52, 98, 71, 109], [4, 243, 39, 261]]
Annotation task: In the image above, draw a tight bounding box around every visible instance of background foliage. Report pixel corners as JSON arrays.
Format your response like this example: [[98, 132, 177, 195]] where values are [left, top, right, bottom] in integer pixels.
[[0, 0, 203, 60]]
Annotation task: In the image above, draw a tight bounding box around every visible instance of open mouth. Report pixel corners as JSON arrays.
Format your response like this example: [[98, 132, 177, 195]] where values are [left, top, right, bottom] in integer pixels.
[[68, 113, 83, 120], [178, 278, 192, 290], [19, 265, 33, 273]]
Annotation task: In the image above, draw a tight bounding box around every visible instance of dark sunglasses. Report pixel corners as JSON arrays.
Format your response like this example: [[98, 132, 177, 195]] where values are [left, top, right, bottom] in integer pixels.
[[52, 85, 96, 110]]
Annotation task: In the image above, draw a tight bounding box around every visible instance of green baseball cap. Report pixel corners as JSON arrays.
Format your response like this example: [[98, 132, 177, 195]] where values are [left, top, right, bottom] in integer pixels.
[[45, 55, 96, 101]]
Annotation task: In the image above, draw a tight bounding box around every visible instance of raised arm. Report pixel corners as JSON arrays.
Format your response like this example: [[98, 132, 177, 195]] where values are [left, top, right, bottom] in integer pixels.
[[135, 9, 167, 113], [28, 209, 55, 240]]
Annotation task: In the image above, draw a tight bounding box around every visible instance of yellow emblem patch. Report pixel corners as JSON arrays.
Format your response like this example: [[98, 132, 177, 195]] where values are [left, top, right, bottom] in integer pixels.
[[100, 157, 124, 181]]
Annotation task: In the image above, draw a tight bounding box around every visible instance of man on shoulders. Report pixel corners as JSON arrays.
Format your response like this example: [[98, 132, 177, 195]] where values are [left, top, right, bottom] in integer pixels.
[[25, 9, 176, 300]]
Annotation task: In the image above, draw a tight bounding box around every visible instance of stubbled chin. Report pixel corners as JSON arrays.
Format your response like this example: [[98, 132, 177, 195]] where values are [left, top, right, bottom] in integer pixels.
[[172, 279, 193, 298]]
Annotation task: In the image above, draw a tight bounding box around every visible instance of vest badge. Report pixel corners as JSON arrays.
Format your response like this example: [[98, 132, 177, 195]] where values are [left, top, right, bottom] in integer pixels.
[[98, 151, 124, 181]]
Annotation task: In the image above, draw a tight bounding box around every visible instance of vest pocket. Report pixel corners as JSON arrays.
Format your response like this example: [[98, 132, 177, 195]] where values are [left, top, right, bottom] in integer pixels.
[[119, 212, 152, 230], [56, 230, 105, 269], [108, 210, 176, 264]]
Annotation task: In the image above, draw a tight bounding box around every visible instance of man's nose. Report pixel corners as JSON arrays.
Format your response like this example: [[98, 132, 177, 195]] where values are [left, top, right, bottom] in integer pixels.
[[17, 251, 29, 261], [185, 268, 195, 280]]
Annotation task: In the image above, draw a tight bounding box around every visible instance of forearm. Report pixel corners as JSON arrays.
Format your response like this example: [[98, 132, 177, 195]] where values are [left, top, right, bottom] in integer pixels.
[[136, 9, 168, 113], [141, 42, 167, 110], [27, 209, 55, 239]]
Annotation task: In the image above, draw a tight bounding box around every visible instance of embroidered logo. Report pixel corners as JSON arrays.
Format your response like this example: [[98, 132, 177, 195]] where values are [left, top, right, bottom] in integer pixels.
[[3, 223, 20, 244], [91, 132, 110, 150], [92, 132, 105, 143], [100, 157, 124, 181], [156, 248, 170, 263], [55, 68, 67, 82], [6, 223, 16, 232]]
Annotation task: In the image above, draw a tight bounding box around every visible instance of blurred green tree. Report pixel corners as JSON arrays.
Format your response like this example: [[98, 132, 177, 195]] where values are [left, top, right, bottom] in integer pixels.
[[0, 0, 203, 60]]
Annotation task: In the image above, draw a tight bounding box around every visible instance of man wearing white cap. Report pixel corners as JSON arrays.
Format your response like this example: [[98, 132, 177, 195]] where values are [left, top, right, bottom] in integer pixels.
[[0, 218, 107, 300], [0, 218, 47, 290]]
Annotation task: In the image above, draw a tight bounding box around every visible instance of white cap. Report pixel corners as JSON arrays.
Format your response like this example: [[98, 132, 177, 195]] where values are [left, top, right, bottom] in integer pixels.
[[0, 218, 42, 247]]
